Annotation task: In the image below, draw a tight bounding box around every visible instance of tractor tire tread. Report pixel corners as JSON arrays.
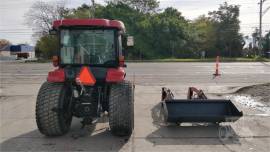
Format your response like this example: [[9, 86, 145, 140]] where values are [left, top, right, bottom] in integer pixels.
[[109, 81, 134, 136], [36, 82, 71, 136]]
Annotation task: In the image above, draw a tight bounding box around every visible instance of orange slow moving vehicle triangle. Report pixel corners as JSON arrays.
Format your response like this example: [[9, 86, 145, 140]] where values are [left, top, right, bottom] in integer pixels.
[[76, 66, 96, 86]]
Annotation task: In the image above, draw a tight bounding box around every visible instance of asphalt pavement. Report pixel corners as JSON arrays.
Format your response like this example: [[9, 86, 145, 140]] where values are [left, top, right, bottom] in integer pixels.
[[1, 62, 270, 152]]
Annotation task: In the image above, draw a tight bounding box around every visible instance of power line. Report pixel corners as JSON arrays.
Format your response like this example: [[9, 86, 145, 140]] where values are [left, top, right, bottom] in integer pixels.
[[263, 6, 270, 15]]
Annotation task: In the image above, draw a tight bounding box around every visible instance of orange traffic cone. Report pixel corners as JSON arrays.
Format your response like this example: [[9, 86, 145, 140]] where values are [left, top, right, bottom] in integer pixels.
[[213, 56, 221, 77]]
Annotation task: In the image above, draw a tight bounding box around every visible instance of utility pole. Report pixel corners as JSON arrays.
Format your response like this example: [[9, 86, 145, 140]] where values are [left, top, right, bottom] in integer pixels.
[[259, 0, 263, 56], [92, 0, 95, 18], [259, 0, 268, 56], [89, 0, 95, 18]]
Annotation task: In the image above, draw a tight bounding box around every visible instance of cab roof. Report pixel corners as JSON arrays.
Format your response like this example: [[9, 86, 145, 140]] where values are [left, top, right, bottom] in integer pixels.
[[53, 19, 125, 32]]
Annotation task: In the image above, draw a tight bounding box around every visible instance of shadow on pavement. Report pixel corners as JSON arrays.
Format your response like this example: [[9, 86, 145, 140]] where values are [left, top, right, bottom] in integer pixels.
[[147, 102, 241, 145], [0, 119, 129, 151]]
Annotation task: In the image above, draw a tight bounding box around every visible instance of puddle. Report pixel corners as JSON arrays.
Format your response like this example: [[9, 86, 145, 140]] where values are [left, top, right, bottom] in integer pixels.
[[225, 95, 270, 114]]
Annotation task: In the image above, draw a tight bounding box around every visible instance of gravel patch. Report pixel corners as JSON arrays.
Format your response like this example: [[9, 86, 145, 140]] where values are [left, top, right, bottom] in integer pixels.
[[235, 83, 270, 106]]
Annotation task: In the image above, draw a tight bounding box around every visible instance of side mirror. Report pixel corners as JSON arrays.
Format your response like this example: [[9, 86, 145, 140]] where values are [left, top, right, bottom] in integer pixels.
[[49, 29, 57, 35], [127, 36, 134, 47]]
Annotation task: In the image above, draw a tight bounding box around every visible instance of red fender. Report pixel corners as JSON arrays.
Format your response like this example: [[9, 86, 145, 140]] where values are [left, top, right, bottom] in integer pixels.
[[106, 67, 126, 83], [47, 68, 65, 82]]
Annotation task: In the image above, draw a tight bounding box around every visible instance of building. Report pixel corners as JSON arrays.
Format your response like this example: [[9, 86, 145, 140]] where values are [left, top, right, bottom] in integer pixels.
[[10, 44, 35, 59], [0, 44, 18, 60], [0, 44, 11, 56]]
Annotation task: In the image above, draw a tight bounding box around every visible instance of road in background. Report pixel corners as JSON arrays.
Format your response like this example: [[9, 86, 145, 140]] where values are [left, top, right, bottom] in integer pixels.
[[1, 62, 270, 151]]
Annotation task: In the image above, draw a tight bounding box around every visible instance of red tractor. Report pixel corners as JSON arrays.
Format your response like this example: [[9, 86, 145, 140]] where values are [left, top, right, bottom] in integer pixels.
[[36, 19, 134, 137]]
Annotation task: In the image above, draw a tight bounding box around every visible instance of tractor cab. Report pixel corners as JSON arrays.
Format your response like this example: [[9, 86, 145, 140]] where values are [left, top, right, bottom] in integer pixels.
[[36, 19, 135, 137], [51, 19, 128, 67], [49, 19, 133, 83]]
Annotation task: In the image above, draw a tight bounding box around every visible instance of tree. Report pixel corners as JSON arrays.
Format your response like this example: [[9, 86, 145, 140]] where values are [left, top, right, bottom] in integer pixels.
[[110, 0, 159, 13], [24, 0, 66, 38], [25, 1, 66, 59], [192, 15, 217, 57], [63, 3, 192, 59], [35, 35, 58, 59], [262, 32, 270, 56], [0, 39, 11, 49], [149, 7, 190, 58], [209, 2, 244, 57], [65, 4, 91, 19], [65, 3, 105, 19], [28, 1, 246, 59]]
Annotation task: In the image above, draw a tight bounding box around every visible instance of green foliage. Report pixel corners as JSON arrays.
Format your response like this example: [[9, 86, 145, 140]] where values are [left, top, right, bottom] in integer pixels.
[[35, 1, 245, 59], [263, 32, 270, 56], [35, 35, 58, 59], [143, 7, 191, 58], [115, 0, 159, 13], [208, 2, 244, 57], [192, 15, 217, 57]]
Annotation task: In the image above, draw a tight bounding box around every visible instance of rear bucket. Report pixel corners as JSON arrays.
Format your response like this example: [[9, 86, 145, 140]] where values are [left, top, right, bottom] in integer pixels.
[[162, 99, 243, 123]]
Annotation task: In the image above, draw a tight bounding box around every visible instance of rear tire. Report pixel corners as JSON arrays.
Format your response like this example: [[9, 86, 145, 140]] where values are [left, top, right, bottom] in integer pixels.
[[36, 82, 72, 136], [109, 81, 134, 136]]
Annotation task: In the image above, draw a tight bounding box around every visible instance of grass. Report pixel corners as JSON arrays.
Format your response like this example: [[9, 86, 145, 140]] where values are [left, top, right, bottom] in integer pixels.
[[127, 57, 270, 62]]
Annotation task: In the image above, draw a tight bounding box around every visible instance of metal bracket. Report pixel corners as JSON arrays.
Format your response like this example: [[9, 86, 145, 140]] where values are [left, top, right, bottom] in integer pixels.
[[187, 87, 208, 100]]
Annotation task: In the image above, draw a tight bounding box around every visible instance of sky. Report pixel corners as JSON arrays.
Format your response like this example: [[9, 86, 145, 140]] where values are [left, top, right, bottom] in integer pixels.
[[0, 0, 269, 45]]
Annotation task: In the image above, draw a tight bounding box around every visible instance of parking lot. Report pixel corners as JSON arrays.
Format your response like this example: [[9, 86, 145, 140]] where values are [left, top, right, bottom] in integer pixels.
[[1, 62, 270, 152]]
